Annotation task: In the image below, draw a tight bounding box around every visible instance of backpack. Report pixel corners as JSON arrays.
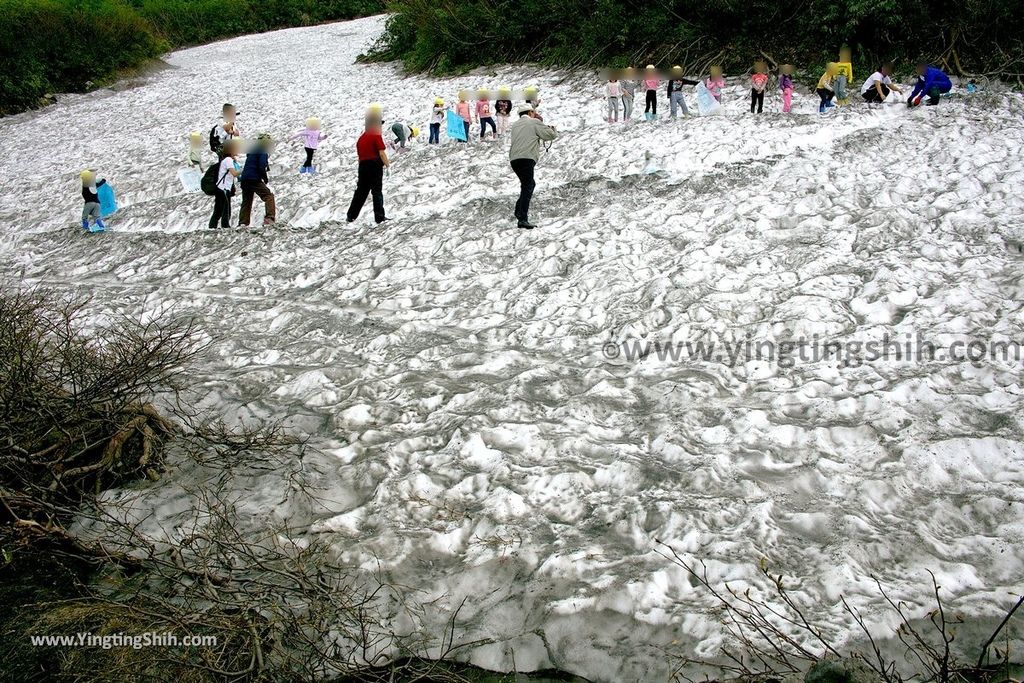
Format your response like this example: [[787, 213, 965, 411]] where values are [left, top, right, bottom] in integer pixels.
[[209, 125, 221, 153], [200, 163, 231, 196]]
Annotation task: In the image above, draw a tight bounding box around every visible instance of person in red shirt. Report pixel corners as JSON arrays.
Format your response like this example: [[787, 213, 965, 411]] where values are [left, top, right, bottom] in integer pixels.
[[346, 116, 391, 224]]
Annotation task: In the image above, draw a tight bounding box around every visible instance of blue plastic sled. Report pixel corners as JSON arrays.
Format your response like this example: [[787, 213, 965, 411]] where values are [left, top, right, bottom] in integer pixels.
[[98, 182, 117, 217], [446, 110, 467, 142]]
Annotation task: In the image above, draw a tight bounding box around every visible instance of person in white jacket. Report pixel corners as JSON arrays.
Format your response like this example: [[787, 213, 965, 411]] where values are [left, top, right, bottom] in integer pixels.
[[605, 77, 622, 122]]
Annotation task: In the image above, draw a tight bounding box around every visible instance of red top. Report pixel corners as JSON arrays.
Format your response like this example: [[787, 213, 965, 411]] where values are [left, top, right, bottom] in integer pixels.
[[356, 131, 385, 161]]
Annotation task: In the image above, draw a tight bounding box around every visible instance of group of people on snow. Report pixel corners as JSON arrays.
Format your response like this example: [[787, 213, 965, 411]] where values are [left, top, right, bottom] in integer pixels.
[[77, 58, 956, 234], [603, 58, 953, 119]]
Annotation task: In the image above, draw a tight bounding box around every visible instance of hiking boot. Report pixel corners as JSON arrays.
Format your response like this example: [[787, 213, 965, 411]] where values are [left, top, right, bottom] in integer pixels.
[[517, 220, 536, 230]]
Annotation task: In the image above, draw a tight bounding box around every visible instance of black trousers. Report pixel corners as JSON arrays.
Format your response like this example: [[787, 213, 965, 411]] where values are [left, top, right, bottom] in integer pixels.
[[347, 159, 386, 223], [862, 84, 890, 103], [209, 189, 231, 229], [510, 158, 536, 222], [817, 87, 834, 105], [750, 88, 764, 113], [304, 147, 315, 167], [645, 89, 657, 115]]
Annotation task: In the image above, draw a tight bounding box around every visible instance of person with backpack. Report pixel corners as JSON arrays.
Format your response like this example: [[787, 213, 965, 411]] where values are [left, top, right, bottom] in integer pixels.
[[508, 104, 557, 230], [205, 140, 240, 229], [238, 134, 277, 227], [210, 103, 242, 156]]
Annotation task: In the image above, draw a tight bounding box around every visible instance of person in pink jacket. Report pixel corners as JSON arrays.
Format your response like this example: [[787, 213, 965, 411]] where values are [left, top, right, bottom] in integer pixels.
[[642, 64, 660, 120], [475, 88, 496, 140], [455, 91, 472, 143], [706, 66, 725, 103], [750, 62, 768, 114], [292, 117, 328, 173]]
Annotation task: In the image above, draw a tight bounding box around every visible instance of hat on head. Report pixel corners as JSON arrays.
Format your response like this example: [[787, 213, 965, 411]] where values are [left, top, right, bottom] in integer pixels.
[[517, 103, 534, 115], [189, 131, 201, 140], [79, 169, 94, 180], [306, 117, 320, 127], [434, 97, 444, 105], [411, 126, 420, 137]]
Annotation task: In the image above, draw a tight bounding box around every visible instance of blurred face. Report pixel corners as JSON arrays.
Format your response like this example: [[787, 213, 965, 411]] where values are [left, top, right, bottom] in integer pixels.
[[81, 173, 95, 185], [915, 63, 926, 76], [839, 47, 852, 62], [223, 107, 236, 121], [880, 66, 891, 76], [710, 66, 722, 78]]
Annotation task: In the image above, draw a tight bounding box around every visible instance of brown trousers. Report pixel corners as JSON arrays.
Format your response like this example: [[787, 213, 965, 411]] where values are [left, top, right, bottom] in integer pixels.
[[238, 180, 276, 225]]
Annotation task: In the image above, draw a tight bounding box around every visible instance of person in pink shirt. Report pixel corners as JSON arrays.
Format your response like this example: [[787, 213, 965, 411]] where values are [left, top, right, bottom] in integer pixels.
[[455, 90, 472, 143], [750, 61, 769, 114], [642, 64, 660, 120], [291, 116, 328, 173], [475, 88, 496, 140], [706, 66, 725, 103]]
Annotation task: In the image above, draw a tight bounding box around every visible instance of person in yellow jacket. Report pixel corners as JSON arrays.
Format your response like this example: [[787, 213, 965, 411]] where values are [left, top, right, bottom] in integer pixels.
[[816, 63, 839, 113], [834, 46, 854, 105]]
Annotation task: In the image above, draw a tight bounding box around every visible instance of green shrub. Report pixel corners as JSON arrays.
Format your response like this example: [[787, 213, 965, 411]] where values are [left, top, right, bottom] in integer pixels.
[[368, 0, 1024, 82], [0, 0, 384, 116]]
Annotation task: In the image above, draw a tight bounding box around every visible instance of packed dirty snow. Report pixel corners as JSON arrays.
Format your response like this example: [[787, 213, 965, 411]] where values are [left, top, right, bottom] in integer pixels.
[[1, 14, 1023, 682]]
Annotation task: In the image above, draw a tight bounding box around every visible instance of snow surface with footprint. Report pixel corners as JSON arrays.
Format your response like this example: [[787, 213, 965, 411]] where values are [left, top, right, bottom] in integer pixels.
[[2, 14, 1024, 681]]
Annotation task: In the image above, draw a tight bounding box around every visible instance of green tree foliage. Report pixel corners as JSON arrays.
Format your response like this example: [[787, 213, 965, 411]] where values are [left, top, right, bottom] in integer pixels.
[[0, 0, 384, 115], [367, 0, 1024, 81]]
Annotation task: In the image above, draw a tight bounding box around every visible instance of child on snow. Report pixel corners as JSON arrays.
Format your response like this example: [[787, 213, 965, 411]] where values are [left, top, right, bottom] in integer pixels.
[[643, 65, 659, 120], [476, 89, 496, 139], [494, 87, 513, 136], [209, 139, 240, 229], [817, 63, 838, 113], [292, 117, 328, 173], [667, 65, 698, 118], [834, 46, 854, 105], [430, 98, 445, 143], [80, 170, 107, 232], [605, 76, 622, 122], [390, 122, 419, 149], [706, 66, 725, 103], [750, 61, 768, 113], [187, 131, 204, 170], [455, 91, 472, 142], [779, 64, 794, 113], [620, 68, 637, 120], [524, 86, 544, 120]]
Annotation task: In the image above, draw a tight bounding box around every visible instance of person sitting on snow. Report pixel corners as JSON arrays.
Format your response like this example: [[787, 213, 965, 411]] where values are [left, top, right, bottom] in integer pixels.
[[907, 62, 952, 107]]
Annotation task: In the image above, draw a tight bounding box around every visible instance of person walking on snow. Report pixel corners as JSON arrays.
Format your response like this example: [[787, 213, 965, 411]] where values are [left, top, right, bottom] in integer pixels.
[[495, 87, 513, 136], [667, 66, 698, 118], [80, 170, 107, 232], [238, 134, 277, 227], [210, 103, 242, 157], [907, 62, 952, 106], [292, 117, 328, 173], [430, 98, 446, 144], [346, 117, 390, 225], [209, 139, 240, 229], [476, 89, 497, 139], [508, 104, 557, 230]]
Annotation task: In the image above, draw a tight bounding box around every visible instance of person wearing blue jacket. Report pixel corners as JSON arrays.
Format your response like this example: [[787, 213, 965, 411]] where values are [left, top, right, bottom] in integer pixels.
[[908, 63, 952, 106], [238, 133, 277, 227]]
